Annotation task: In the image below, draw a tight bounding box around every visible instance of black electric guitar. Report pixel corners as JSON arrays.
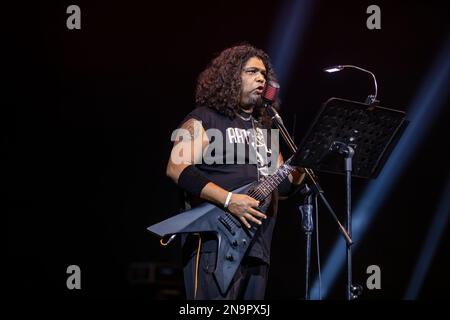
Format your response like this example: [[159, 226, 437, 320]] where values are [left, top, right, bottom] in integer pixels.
[[147, 159, 296, 294]]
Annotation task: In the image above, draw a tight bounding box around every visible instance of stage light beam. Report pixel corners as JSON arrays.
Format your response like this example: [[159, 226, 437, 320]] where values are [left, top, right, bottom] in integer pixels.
[[310, 35, 450, 299]]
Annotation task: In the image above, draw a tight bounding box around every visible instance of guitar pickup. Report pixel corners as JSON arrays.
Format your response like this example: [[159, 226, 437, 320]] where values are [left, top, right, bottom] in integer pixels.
[[218, 217, 235, 236]]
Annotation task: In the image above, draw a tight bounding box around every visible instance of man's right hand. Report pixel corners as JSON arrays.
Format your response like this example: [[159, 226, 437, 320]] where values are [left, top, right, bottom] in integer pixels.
[[227, 194, 267, 228]]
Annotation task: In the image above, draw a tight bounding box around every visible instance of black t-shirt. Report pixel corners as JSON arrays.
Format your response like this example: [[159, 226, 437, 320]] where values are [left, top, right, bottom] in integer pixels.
[[179, 106, 279, 264]]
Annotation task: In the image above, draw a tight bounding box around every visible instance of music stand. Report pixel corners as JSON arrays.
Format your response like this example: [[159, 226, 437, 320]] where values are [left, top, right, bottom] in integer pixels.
[[293, 97, 408, 179], [291, 97, 408, 299]]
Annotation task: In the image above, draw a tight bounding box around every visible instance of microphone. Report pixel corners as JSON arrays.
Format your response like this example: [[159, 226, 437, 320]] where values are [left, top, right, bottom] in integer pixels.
[[261, 80, 280, 107], [261, 81, 284, 125]]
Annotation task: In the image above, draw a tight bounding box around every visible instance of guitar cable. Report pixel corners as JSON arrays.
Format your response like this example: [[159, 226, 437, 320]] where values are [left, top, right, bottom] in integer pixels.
[[159, 234, 176, 246], [194, 234, 202, 299], [158, 233, 201, 299], [315, 195, 322, 300]]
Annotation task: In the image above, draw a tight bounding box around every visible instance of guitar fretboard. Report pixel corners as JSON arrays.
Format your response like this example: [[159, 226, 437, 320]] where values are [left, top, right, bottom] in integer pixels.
[[247, 162, 295, 201]]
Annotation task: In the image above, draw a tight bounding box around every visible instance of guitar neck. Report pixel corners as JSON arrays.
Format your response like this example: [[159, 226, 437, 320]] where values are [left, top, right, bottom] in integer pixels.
[[247, 161, 295, 201]]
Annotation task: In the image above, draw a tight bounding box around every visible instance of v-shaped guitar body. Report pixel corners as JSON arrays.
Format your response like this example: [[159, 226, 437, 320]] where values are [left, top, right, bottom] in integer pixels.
[[147, 182, 272, 294]]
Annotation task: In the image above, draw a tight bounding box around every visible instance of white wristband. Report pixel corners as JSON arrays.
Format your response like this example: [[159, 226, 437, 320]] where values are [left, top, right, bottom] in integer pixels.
[[224, 192, 232, 209]]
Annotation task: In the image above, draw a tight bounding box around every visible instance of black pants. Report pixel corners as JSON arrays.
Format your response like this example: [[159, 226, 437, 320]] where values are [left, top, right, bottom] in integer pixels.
[[183, 250, 269, 300]]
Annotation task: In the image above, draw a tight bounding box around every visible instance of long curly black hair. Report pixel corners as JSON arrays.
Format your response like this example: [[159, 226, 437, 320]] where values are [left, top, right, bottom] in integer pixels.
[[195, 44, 280, 127]]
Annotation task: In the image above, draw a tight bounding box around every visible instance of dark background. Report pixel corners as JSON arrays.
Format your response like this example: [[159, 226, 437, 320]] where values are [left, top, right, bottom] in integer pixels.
[[8, 0, 450, 300]]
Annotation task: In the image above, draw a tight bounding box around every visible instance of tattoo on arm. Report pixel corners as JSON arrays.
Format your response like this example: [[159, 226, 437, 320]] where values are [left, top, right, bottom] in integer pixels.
[[182, 118, 201, 140], [168, 118, 208, 167]]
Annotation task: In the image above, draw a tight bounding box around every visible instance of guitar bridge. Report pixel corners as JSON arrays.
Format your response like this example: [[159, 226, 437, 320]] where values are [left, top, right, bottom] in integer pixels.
[[218, 213, 241, 236]]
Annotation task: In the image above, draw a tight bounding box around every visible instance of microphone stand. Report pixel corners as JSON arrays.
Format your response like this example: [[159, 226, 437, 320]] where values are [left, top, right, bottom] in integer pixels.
[[299, 184, 314, 300]]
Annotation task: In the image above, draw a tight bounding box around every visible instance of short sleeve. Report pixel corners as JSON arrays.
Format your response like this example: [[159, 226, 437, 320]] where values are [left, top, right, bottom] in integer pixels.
[[178, 106, 214, 130]]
